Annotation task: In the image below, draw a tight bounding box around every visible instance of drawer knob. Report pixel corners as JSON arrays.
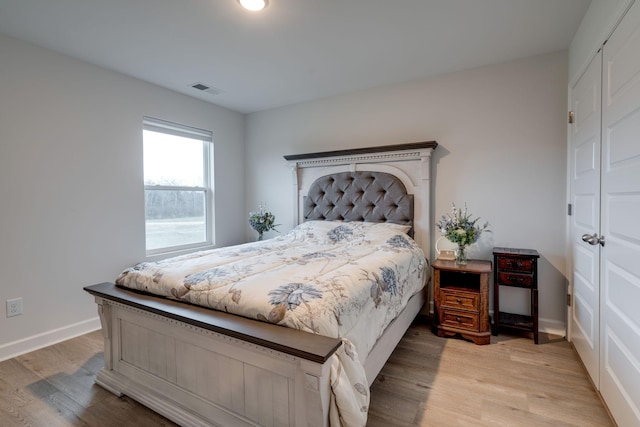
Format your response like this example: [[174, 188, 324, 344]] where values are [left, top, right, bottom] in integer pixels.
[[456, 317, 461, 323], [456, 298, 462, 304]]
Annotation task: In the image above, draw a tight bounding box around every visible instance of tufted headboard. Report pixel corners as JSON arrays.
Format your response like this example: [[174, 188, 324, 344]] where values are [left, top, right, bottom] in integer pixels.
[[303, 171, 414, 234]]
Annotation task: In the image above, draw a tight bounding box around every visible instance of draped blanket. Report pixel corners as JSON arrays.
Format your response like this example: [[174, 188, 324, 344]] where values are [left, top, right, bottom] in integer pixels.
[[116, 220, 426, 426]]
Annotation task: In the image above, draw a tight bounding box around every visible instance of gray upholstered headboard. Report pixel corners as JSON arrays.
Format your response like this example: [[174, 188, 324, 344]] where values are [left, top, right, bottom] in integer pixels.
[[303, 171, 414, 233]]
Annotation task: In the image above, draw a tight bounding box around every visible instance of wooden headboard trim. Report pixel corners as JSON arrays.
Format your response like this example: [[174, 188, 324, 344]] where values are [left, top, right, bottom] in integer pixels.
[[283, 141, 438, 162]]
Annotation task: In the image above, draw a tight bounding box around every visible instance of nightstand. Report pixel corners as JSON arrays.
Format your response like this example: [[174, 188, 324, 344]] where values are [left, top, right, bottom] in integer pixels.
[[432, 259, 492, 345], [492, 247, 540, 344]]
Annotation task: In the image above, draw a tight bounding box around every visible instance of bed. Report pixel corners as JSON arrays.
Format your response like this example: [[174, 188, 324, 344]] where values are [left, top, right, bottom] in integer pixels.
[[84, 141, 437, 427]]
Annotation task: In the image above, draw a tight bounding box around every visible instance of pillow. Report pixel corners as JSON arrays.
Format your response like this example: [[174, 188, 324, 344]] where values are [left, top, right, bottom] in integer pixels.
[[292, 220, 344, 234], [350, 221, 411, 235], [293, 220, 411, 244]]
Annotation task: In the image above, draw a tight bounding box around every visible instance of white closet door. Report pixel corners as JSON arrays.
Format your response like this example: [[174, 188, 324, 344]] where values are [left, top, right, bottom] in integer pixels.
[[569, 51, 602, 387], [600, 0, 640, 424]]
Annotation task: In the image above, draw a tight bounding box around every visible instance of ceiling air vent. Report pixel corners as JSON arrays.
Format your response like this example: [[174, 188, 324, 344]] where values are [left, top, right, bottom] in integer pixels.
[[190, 82, 222, 96]]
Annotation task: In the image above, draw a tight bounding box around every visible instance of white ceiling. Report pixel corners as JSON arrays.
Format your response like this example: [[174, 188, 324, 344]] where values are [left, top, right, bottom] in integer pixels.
[[0, 0, 591, 113]]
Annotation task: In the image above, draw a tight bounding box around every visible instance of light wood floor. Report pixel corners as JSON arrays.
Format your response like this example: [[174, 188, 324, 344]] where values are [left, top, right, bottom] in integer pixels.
[[0, 320, 613, 426]]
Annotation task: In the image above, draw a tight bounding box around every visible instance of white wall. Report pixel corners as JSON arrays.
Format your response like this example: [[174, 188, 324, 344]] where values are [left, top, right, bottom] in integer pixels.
[[245, 51, 569, 334], [0, 34, 245, 359], [569, 0, 634, 83]]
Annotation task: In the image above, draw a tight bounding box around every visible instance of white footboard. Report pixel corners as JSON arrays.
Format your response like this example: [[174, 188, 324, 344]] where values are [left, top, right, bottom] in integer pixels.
[[87, 284, 341, 427]]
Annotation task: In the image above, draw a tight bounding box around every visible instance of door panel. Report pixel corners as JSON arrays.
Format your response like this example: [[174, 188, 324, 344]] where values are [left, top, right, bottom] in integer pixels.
[[569, 51, 602, 387], [573, 195, 596, 230], [608, 109, 640, 166], [609, 195, 640, 242], [574, 139, 598, 176], [572, 245, 597, 348], [601, 0, 640, 425]]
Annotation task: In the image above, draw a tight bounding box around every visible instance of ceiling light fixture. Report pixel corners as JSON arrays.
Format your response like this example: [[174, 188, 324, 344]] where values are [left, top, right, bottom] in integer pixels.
[[238, 0, 268, 11]]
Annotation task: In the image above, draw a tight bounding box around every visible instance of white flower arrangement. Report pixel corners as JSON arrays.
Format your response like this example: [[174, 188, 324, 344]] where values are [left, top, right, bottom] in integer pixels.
[[437, 203, 490, 247], [248, 204, 279, 239]]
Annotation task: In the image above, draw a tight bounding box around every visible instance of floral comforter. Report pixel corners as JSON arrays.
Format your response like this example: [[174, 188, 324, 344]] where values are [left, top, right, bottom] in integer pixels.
[[116, 220, 427, 426]]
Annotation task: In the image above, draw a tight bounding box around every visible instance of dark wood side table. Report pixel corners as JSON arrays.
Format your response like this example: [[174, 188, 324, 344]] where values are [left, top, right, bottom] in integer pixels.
[[492, 247, 540, 344], [432, 259, 492, 345]]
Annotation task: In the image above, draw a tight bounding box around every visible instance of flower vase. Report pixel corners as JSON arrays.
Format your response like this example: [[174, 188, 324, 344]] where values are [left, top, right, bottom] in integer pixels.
[[455, 245, 468, 265], [257, 232, 263, 241]]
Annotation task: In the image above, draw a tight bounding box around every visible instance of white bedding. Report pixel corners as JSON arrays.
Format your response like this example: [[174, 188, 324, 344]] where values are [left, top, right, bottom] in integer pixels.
[[116, 220, 427, 426]]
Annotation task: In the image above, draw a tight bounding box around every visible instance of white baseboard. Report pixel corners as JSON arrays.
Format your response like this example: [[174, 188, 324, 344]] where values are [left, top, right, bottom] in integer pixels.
[[0, 317, 101, 362], [538, 318, 566, 337]]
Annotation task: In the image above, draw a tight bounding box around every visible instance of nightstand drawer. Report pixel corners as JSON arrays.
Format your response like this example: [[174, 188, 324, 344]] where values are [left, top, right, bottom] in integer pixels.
[[498, 257, 534, 273], [441, 309, 479, 331], [439, 289, 479, 311], [498, 272, 533, 287]]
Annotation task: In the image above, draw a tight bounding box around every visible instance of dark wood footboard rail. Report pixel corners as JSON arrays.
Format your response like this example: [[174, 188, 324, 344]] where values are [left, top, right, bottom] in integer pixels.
[[84, 282, 342, 363]]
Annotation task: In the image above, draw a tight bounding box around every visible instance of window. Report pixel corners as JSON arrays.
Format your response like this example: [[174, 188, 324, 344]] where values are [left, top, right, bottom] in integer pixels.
[[143, 117, 213, 255]]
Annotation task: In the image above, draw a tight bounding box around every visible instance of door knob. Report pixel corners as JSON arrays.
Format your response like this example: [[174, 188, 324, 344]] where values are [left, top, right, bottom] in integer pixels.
[[582, 233, 597, 245], [581, 233, 605, 246]]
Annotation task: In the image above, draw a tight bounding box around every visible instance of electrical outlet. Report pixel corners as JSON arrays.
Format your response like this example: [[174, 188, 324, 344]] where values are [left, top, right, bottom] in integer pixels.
[[7, 297, 23, 317]]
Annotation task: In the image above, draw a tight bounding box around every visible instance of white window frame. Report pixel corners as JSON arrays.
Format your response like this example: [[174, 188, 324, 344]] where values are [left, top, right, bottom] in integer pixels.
[[143, 117, 214, 256]]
